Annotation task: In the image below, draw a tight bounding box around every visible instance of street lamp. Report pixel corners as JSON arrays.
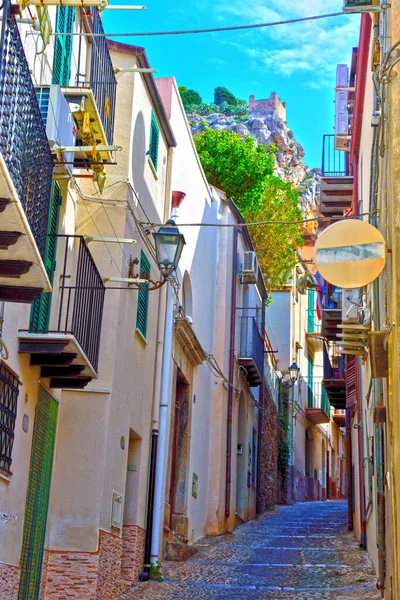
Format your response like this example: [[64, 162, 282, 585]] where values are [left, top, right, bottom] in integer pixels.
[[153, 219, 186, 274], [282, 361, 300, 388]]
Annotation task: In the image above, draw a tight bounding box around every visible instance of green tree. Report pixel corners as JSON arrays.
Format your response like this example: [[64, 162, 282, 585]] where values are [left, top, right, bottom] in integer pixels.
[[194, 129, 303, 289], [179, 86, 202, 107], [214, 86, 237, 106]]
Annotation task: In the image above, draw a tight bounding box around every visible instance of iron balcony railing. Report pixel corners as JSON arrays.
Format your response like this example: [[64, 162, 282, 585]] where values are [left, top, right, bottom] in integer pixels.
[[239, 316, 264, 378], [322, 134, 351, 177], [307, 381, 331, 417], [28, 236, 105, 371], [77, 8, 117, 145], [0, 3, 53, 259], [323, 344, 346, 381]]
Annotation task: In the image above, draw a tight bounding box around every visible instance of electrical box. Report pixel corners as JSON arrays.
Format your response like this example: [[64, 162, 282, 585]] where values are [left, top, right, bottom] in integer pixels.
[[111, 491, 123, 530]]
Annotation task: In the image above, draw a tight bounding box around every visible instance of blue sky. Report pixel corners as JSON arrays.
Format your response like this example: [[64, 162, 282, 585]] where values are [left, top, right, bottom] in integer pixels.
[[103, 0, 360, 169]]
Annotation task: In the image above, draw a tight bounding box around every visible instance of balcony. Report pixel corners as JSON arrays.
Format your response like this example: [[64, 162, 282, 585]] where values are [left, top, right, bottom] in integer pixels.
[[333, 409, 346, 428], [19, 236, 105, 388], [320, 135, 353, 228], [0, 11, 53, 303], [322, 344, 346, 409], [306, 382, 331, 425], [321, 284, 342, 341], [238, 316, 263, 387], [62, 8, 117, 182]]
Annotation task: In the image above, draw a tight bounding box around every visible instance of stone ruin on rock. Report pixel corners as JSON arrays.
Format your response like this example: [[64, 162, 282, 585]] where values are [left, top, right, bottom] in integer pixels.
[[249, 92, 287, 122]]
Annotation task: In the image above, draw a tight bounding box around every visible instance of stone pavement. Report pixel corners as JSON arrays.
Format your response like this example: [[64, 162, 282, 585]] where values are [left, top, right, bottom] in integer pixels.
[[117, 501, 381, 600]]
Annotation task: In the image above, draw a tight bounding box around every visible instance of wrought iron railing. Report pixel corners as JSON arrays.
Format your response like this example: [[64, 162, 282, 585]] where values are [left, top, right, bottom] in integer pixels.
[[322, 134, 351, 177], [307, 380, 331, 417], [0, 4, 53, 259], [323, 344, 346, 380], [58, 236, 105, 370], [239, 316, 263, 378], [27, 236, 105, 371], [88, 8, 116, 144]]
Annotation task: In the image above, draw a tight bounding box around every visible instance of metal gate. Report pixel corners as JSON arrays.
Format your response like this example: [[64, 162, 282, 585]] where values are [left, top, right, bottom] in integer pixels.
[[18, 385, 58, 600]]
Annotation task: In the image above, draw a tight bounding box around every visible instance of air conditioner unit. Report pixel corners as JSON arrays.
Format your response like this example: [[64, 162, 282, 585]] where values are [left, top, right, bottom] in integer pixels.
[[342, 289, 360, 323], [241, 250, 259, 284], [343, 0, 381, 12], [336, 64, 349, 88], [335, 109, 349, 136], [36, 85, 76, 176]]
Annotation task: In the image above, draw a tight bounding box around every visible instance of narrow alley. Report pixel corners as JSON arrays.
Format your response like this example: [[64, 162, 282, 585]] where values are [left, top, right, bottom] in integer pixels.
[[118, 502, 380, 600]]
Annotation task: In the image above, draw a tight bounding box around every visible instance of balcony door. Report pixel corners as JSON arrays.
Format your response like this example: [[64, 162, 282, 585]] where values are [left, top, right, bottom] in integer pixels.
[[18, 386, 58, 600], [29, 182, 62, 332]]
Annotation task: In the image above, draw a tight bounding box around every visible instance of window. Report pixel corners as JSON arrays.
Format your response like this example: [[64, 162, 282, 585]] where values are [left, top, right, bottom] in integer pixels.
[[0, 362, 21, 474], [148, 112, 160, 171], [136, 250, 150, 339], [52, 7, 75, 86]]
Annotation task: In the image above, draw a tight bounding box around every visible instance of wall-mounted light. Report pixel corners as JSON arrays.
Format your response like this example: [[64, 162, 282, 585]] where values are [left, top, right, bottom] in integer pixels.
[[281, 361, 300, 389], [153, 220, 186, 275]]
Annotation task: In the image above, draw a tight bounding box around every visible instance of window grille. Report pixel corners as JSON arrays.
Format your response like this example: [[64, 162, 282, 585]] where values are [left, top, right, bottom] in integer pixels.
[[136, 251, 150, 338], [149, 112, 160, 170], [0, 363, 21, 473]]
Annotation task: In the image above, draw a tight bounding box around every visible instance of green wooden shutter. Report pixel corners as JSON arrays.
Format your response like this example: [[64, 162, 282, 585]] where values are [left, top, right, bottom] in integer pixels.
[[18, 386, 58, 600], [30, 182, 62, 332], [52, 7, 75, 86], [136, 250, 150, 338], [307, 289, 315, 333], [149, 112, 160, 170], [307, 353, 314, 408]]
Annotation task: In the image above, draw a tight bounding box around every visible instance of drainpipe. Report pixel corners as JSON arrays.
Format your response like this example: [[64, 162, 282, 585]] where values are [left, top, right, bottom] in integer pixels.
[[256, 295, 266, 513], [225, 226, 238, 518], [346, 406, 354, 530], [150, 191, 186, 565], [140, 148, 175, 576], [139, 275, 167, 580], [357, 358, 367, 549]]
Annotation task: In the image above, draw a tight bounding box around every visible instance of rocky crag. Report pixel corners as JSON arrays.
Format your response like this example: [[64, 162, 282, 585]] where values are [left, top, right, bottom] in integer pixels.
[[187, 92, 320, 231]]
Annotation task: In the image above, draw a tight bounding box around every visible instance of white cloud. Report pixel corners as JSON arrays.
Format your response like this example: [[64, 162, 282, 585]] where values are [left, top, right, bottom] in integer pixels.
[[212, 0, 360, 86]]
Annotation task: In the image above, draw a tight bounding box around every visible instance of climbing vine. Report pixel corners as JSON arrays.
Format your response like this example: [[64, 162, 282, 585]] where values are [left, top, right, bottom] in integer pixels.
[[278, 404, 291, 483]]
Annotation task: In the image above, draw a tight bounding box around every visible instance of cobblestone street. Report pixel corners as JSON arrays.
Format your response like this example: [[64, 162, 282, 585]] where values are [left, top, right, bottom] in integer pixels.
[[118, 501, 380, 600]]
